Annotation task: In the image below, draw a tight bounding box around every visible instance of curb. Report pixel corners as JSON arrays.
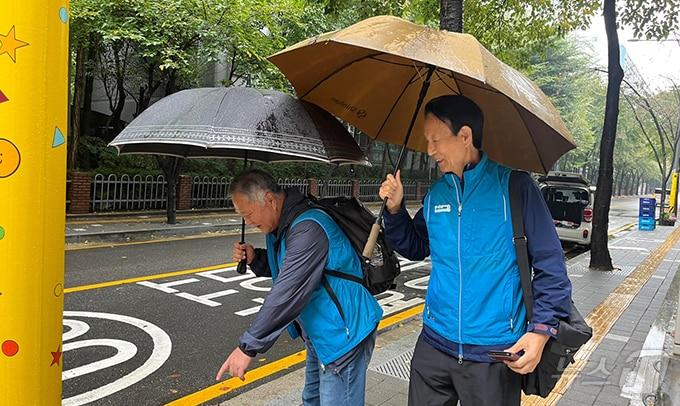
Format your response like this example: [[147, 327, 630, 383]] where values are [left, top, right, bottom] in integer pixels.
[[65, 223, 244, 244]]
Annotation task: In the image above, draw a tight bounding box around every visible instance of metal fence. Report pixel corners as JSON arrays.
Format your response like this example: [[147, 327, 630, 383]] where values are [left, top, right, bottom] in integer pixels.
[[91, 174, 167, 212], [358, 179, 382, 202], [320, 180, 353, 198], [403, 180, 417, 202], [87, 174, 432, 212], [192, 176, 232, 209], [279, 178, 308, 195]]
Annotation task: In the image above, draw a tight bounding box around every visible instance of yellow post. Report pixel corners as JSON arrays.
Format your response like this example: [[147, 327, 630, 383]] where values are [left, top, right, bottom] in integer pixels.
[[669, 172, 678, 215], [0, 2, 69, 404]]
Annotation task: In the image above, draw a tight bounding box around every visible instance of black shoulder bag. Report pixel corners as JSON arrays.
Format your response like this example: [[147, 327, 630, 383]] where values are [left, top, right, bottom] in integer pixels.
[[509, 171, 593, 398]]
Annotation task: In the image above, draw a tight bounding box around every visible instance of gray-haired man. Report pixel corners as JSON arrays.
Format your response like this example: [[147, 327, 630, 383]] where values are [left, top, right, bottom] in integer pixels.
[[215, 169, 382, 405]]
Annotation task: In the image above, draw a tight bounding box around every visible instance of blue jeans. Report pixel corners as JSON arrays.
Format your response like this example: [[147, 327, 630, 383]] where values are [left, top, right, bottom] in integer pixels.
[[302, 331, 376, 406]]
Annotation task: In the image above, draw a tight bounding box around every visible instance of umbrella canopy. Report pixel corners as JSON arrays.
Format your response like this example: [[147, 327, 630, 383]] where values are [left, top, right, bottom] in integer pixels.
[[109, 86, 369, 166], [269, 15, 576, 173]]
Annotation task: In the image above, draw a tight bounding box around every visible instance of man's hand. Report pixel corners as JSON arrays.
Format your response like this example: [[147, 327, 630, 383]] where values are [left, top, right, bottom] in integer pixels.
[[216, 347, 253, 381], [379, 169, 404, 214], [233, 242, 255, 265], [503, 332, 550, 374]]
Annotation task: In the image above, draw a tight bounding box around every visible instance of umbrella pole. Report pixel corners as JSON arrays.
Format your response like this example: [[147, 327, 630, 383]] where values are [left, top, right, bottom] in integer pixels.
[[236, 151, 249, 274], [362, 66, 435, 259]]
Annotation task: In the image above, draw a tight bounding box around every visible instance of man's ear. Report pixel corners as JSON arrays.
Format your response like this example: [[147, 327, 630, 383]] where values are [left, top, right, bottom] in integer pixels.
[[458, 125, 473, 147], [264, 191, 276, 206]]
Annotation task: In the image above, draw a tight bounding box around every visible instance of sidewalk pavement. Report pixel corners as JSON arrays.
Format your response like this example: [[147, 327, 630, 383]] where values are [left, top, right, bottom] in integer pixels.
[[66, 209, 249, 245], [65, 203, 395, 245], [215, 224, 680, 406]]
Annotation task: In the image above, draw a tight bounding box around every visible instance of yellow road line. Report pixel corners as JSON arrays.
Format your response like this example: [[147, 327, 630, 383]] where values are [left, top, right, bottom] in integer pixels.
[[523, 225, 680, 406], [608, 222, 636, 236], [64, 263, 237, 294], [166, 304, 426, 406]]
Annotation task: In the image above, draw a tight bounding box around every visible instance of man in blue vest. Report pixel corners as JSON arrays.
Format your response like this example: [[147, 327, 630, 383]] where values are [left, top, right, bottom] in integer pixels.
[[379, 95, 572, 405], [215, 169, 383, 405]]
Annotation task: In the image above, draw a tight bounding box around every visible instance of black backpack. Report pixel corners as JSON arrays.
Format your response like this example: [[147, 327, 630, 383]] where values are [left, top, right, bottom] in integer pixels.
[[308, 195, 401, 295]]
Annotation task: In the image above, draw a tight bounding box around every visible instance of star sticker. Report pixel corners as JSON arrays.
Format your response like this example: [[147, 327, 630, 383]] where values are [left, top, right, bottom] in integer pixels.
[[0, 26, 29, 63], [50, 345, 62, 366]]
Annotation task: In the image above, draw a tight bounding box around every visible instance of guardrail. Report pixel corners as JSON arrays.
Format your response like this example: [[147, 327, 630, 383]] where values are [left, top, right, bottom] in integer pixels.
[[78, 174, 433, 213]]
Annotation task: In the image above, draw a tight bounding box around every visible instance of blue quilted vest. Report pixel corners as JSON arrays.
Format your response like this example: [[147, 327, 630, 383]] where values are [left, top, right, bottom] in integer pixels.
[[422, 154, 527, 349], [266, 209, 383, 365]]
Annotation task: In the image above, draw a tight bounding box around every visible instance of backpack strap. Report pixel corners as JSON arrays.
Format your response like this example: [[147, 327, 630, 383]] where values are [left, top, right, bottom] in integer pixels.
[[509, 170, 534, 321], [324, 269, 364, 285]]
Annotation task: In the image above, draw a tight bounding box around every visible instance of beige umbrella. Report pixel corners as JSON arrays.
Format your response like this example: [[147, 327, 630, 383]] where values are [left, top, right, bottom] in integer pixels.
[[269, 15, 576, 174], [270, 15, 576, 256]]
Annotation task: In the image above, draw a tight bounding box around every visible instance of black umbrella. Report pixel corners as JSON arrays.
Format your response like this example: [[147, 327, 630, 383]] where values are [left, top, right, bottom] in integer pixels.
[[109, 86, 369, 273]]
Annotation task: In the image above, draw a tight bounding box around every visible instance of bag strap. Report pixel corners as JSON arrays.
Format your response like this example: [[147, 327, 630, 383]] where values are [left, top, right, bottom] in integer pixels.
[[509, 170, 534, 321], [324, 269, 364, 285]]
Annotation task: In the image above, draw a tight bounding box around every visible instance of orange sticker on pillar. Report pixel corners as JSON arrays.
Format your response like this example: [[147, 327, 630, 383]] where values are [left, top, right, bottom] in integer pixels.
[[0, 2, 68, 404]]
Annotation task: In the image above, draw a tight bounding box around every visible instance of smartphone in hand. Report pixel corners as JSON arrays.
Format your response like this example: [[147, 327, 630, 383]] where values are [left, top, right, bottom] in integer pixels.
[[488, 351, 520, 362]]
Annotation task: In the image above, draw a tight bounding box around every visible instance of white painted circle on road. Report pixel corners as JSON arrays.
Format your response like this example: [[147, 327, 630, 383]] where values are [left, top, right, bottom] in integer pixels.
[[62, 311, 172, 406]]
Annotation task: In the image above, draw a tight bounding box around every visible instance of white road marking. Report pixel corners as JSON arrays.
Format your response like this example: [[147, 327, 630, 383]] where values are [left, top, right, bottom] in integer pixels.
[[400, 261, 429, 272], [377, 291, 425, 316], [137, 278, 201, 293], [62, 311, 172, 406], [240, 277, 272, 292], [62, 319, 90, 342], [175, 289, 239, 307], [63, 339, 137, 380], [403, 276, 430, 290], [235, 298, 266, 316]]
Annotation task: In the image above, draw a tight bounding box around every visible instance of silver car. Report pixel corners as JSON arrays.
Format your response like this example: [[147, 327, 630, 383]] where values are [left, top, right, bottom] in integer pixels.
[[537, 172, 594, 247]]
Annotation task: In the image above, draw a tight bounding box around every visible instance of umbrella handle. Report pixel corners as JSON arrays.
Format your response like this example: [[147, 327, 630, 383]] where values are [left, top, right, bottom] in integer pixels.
[[236, 259, 248, 275], [362, 222, 382, 259], [236, 214, 248, 275]]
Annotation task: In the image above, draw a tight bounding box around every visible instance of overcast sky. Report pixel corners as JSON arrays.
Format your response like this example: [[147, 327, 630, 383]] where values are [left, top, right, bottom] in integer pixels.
[[576, 13, 679, 91]]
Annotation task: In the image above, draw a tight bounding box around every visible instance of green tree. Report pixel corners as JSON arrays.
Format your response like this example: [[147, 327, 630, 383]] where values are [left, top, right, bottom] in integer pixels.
[[526, 37, 605, 178]]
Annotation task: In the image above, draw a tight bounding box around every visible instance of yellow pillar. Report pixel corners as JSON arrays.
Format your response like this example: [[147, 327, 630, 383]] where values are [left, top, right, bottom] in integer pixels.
[[0, 2, 69, 404], [669, 172, 678, 215]]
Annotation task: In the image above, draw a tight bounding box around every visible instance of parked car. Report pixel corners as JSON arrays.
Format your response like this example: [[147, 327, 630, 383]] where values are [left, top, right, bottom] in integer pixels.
[[537, 171, 594, 247]]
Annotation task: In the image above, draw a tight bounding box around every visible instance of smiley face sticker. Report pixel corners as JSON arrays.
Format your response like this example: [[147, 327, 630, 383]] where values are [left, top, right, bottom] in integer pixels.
[[0, 138, 20, 178]]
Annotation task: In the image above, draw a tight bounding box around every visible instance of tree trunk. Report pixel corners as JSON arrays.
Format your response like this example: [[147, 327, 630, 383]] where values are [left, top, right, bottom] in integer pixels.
[[165, 69, 178, 96], [156, 156, 183, 224], [590, 0, 623, 272], [617, 170, 626, 196], [440, 0, 463, 32]]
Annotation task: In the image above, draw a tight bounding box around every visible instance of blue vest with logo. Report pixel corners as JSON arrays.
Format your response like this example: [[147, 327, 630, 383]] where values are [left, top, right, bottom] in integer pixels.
[[265, 209, 383, 365], [422, 155, 526, 348]]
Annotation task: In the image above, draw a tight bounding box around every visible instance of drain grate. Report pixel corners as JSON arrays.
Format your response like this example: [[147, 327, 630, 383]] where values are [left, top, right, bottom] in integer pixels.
[[371, 350, 413, 381]]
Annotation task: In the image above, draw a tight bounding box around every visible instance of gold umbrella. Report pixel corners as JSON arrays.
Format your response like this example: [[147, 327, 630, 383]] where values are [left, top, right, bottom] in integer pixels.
[[270, 15, 576, 257], [269, 15, 576, 174]]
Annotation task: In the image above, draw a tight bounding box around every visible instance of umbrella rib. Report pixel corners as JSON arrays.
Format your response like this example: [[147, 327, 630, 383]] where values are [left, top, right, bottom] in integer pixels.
[[300, 52, 385, 99], [510, 100, 547, 172], [300, 52, 428, 99], [374, 68, 424, 139], [436, 70, 462, 95]]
